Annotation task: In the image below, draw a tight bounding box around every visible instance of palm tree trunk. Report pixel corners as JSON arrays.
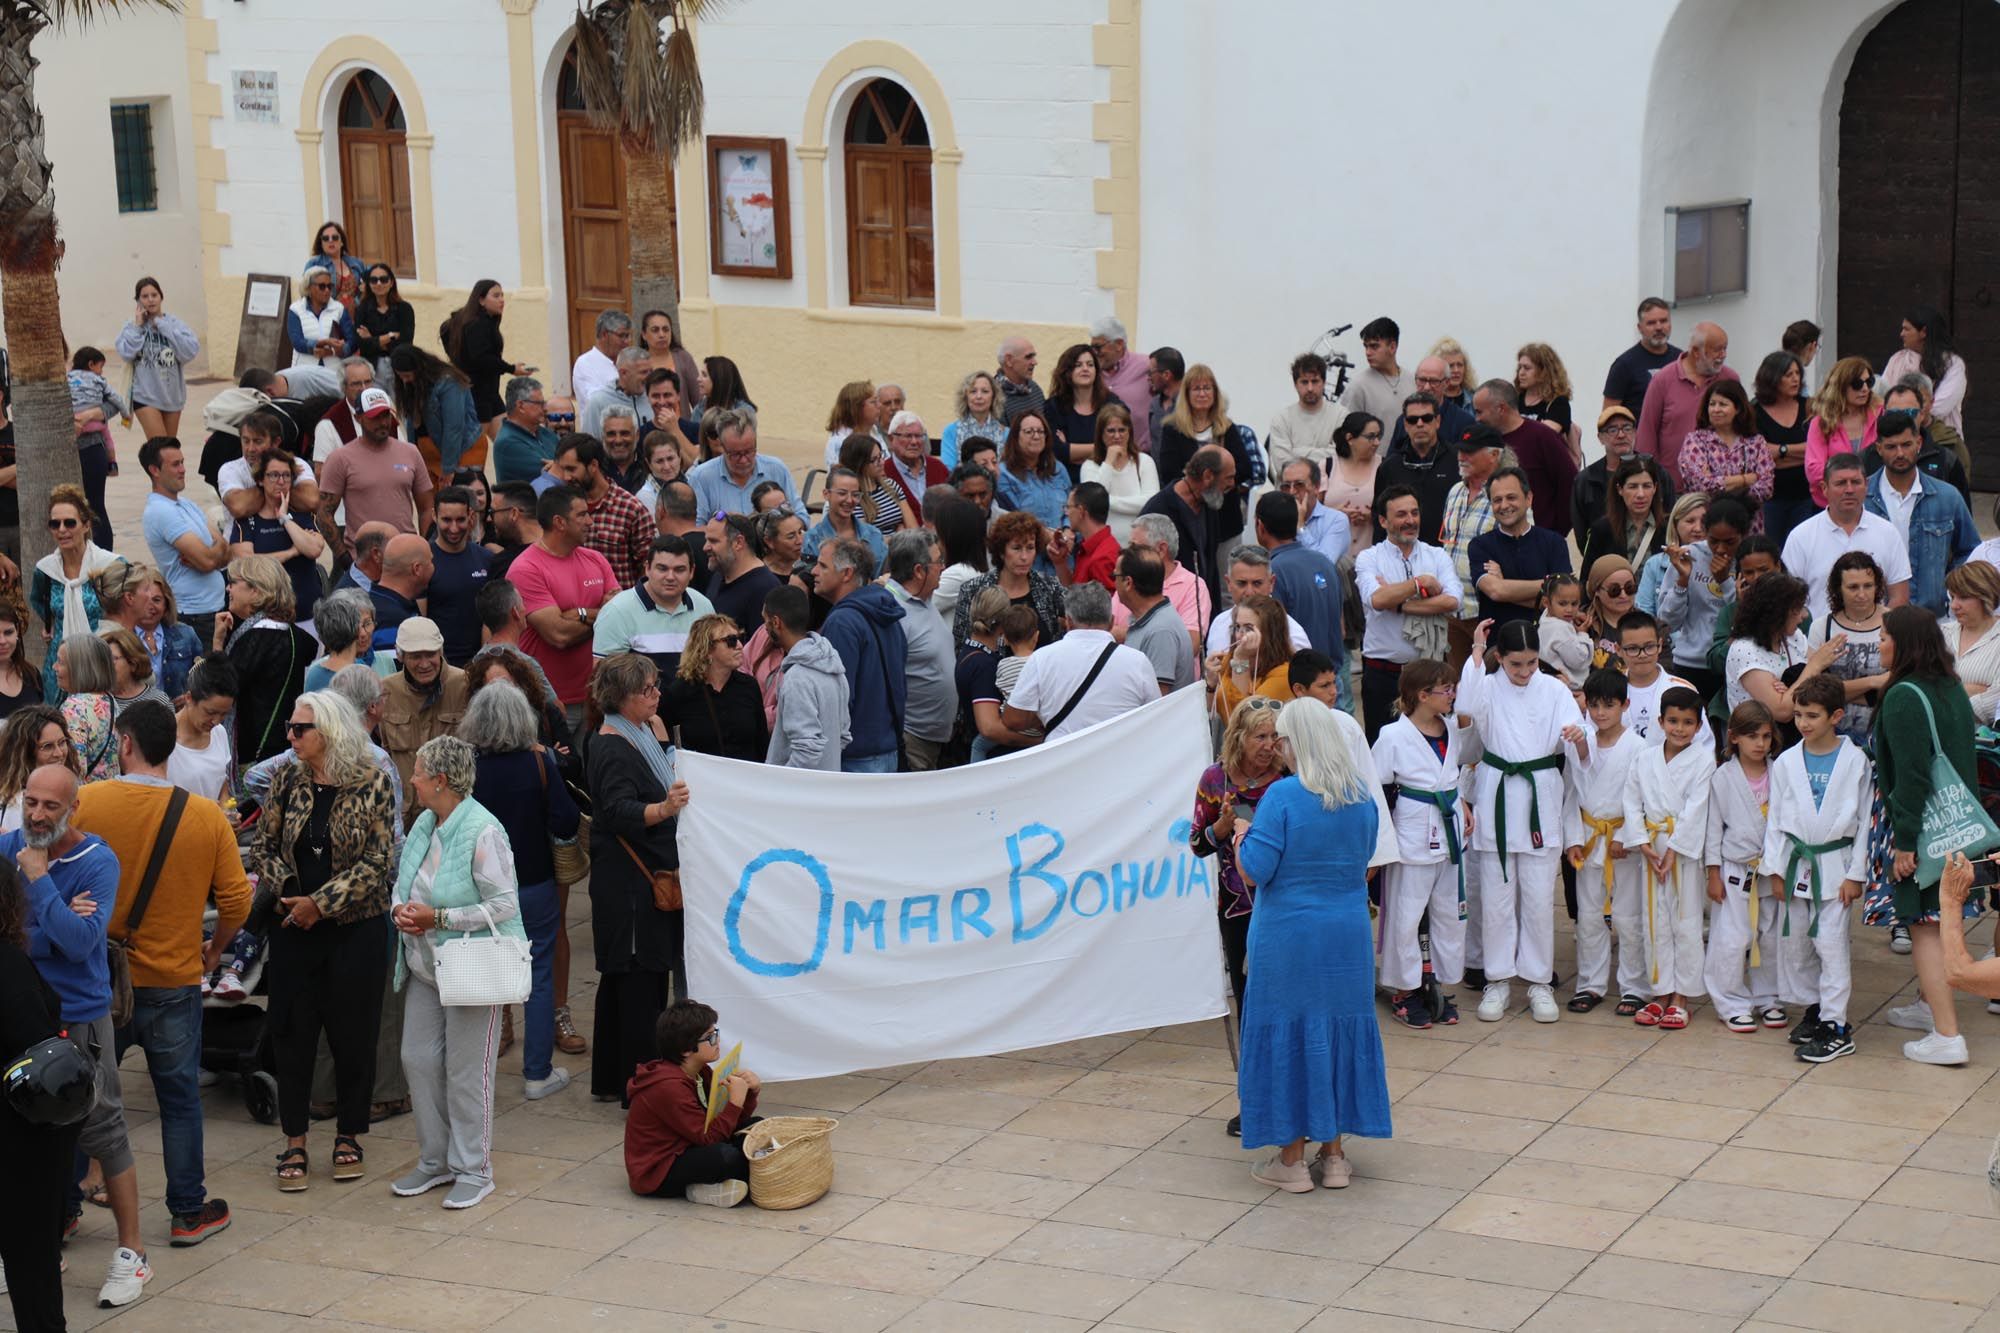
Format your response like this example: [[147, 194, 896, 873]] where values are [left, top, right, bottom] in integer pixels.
[[622, 138, 681, 326], [0, 5, 83, 615]]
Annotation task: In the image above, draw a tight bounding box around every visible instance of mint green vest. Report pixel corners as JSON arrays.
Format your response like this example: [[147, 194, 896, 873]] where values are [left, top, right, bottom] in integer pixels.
[[393, 797, 525, 991]]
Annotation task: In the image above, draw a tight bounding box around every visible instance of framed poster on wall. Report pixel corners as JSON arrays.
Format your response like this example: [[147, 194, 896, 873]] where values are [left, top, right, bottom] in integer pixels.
[[707, 135, 791, 279]]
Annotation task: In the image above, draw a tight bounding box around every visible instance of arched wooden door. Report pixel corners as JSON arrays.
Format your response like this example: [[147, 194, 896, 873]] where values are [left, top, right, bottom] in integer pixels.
[[1838, 0, 2000, 471], [558, 51, 631, 369], [845, 80, 934, 310], [337, 71, 416, 278]]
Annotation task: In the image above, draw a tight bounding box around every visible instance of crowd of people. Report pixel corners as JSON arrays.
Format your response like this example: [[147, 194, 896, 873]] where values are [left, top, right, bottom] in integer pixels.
[[2, 221, 1997, 1323]]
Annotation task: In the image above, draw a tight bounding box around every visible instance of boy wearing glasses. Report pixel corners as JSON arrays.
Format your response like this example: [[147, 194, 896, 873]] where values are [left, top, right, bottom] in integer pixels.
[[1614, 610, 1712, 747], [624, 999, 763, 1207]]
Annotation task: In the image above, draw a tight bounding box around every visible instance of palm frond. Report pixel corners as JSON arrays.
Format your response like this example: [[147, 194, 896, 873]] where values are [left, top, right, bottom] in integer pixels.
[[658, 22, 703, 154], [39, 0, 183, 31], [570, 0, 707, 157], [569, 4, 623, 126]]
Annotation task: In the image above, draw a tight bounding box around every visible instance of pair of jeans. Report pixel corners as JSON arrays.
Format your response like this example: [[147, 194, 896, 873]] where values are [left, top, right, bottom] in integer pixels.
[[841, 752, 897, 773], [519, 878, 560, 1081], [115, 985, 207, 1218], [77, 438, 114, 548]]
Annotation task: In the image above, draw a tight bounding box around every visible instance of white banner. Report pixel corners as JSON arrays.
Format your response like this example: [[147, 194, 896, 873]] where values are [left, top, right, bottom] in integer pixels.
[[676, 685, 1229, 1082]]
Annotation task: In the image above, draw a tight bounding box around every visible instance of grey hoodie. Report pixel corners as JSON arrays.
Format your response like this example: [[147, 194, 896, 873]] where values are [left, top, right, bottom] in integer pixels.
[[767, 632, 851, 770]]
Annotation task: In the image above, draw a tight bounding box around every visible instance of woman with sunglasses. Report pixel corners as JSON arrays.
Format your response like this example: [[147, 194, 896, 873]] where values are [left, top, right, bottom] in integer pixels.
[[305, 220, 369, 308], [353, 265, 414, 386], [29, 485, 120, 704], [1580, 556, 1639, 672], [1803, 357, 1882, 508], [663, 615, 768, 762]]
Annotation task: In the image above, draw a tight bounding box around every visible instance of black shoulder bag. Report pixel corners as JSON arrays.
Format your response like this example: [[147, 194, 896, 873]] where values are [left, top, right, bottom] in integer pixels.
[[1042, 642, 1119, 736]]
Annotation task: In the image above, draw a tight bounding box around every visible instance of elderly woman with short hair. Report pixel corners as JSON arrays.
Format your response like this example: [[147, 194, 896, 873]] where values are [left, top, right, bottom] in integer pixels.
[[221, 554, 315, 763], [97, 561, 202, 699], [55, 632, 119, 780], [305, 588, 380, 692], [389, 734, 520, 1210], [463, 682, 579, 1100], [587, 652, 690, 1104]]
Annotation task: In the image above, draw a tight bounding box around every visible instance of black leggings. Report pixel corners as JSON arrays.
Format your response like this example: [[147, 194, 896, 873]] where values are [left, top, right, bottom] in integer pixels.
[[0, 1119, 79, 1333], [592, 968, 672, 1105], [1219, 910, 1250, 1011], [267, 913, 389, 1138], [649, 1119, 762, 1197], [78, 439, 114, 548]]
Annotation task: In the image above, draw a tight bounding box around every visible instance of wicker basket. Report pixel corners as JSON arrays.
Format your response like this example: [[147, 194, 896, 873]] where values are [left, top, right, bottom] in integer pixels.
[[743, 1115, 838, 1210]]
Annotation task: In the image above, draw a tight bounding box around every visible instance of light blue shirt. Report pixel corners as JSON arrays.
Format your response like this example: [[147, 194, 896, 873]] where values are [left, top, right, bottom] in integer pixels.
[[687, 454, 801, 516], [142, 491, 225, 614], [1298, 503, 1352, 566], [802, 515, 887, 567]]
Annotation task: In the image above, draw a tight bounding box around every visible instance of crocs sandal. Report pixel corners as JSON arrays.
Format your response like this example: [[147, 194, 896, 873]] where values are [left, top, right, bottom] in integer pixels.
[[275, 1145, 309, 1192], [331, 1135, 364, 1182], [1760, 1006, 1788, 1029], [1614, 995, 1644, 1018], [1658, 1005, 1690, 1030], [1633, 1002, 1666, 1027], [1566, 992, 1604, 1014]]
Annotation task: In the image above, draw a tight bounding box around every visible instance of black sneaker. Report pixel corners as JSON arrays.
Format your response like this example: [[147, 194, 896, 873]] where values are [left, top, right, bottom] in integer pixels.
[[1390, 991, 1433, 1030], [1435, 995, 1460, 1026], [169, 1199, 231, 1248], [1224, 1114, 1241, 1138], [1797, 1023, 1855, 1064], [1461, 966, 1488, 990], [1788, 1004, 1823, 1046]]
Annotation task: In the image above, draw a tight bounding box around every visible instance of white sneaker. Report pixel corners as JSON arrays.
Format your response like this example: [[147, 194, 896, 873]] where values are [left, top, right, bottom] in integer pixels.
[[684, 1179, 750, 1208], [1903, 1030, 1970, 1066], [212, 969, 248, 1002], [1987, 998, 2000, 1016], [1477, 981, 1510, 1022], [97, 1247, 151, 1308], [1885, 998, 1935, 1031], [523, 1067, 572, 1101], [1527, 984, 1559, 1023]]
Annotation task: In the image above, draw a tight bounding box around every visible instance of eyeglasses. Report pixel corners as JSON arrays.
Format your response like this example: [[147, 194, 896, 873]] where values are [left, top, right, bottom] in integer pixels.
[[716, 633, 744, 648], [285, 721, 317, 737], [1602, 423, 1637, 435], [47, 517, 80, 530], [1600, 581, 1637, 596], [702, 1028, 720, 1044], [1422, 684, 1458, 696], [1621, 641, 1660, 657], [1403, 413, 1437, 426]]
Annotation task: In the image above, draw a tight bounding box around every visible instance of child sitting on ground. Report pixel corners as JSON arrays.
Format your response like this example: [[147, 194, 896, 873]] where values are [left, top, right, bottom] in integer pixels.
[[624, 998, 763, 1207]]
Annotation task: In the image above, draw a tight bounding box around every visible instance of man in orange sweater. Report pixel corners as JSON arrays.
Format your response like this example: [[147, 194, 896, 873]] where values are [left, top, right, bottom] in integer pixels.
[[74, 701, 253, 1248], [623, 999, 761, 1207]]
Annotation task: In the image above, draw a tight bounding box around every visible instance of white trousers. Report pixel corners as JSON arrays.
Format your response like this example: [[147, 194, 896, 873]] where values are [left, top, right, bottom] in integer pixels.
[[1473, 848, 1557, 984], [1642, 852, 1707, 998], [1778, 894, 1852, 1026], [1380, 859, 1465, 992], [1704, 859, 1781, 1018], [1572, 854, 1646, 999], [1463, 850, 1485, 969]]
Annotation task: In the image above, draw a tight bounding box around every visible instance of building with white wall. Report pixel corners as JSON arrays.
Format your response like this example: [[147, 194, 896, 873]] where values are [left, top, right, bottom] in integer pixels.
[[27, 0, 1997, 463]]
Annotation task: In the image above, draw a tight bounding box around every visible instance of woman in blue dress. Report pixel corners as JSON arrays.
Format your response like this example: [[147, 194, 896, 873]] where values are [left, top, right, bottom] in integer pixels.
[[1233, 699, 1392, 1192]]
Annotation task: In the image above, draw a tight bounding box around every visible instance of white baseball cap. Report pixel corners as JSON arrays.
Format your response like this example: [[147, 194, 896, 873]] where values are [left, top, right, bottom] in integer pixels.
[[357, 386, 398, 419]]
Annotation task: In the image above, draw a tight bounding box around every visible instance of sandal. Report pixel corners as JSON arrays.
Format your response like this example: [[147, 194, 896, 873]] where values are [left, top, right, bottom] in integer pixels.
[[1614, 995, 1644, 1018], [82, 1178, 111, 1209], [331, 1135, 364, 1182], [1566, 992, 1603, 1014], [1658, 1005, 1690, 1031], [275, 1145, 309, 1192], [1633, 1002, 1666, 1027], [554, 1005, 588, 1055], [370, 1097, 411, 1123]]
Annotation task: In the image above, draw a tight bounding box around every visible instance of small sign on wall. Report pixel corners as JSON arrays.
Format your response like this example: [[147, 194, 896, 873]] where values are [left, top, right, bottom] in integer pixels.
[[232, 70, 279, 123], [708, 136, 791, 279]]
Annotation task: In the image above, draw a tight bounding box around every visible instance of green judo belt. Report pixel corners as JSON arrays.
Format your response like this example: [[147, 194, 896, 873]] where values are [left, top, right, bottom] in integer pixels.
[[1478, 752, 1563, 882], [1780, 834, 1853, 939], [1398, 785, 1465, 918]]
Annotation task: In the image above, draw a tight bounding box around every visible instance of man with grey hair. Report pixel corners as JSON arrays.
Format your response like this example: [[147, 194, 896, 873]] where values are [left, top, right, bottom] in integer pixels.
[[598, 403, 648, 493], [581, 345, 653, 440], [687, 407, 800, 515], [884, 528, 957, 770], [1003, 581, 1157, 743], [1090, 315, 1151, 443], [996, 336, 1044, 422], [1204, 544, 1311, 657], [883, 409, 948, 513], [335, 519, 397, 596], [814, 536, 906, 772], [1635, 319, 1737, 487], [571, 309, 633, 405], [874, 383, 906, 438], [1472, 378, 1576, 537], [311, 355, 377, 466], [494, 376, 559, 485], [1110, 510, 1212, 657]]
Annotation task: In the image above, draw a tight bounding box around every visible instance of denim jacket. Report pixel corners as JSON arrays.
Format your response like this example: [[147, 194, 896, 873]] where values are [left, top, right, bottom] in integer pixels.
[[1865, 470, 1977, 616]]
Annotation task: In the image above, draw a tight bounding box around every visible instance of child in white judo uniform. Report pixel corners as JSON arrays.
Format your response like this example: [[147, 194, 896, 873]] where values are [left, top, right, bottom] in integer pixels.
[[1372, 659, 1469, 1030], [1458, 618, 1584, 1024], [1620, 686, 1715, 1029], [1704, 700, 1784, 1033], [1561, 668, 1646, 1014], [1765, 673, 1872, 1063]]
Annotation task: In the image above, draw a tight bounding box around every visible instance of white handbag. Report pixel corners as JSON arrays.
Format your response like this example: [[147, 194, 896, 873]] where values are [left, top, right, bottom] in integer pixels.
[[432, 902, 532, 1007]]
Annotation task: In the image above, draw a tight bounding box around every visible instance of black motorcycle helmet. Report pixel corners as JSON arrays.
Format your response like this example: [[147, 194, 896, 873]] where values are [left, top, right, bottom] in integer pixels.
[[4, 1031, 97, 1127]]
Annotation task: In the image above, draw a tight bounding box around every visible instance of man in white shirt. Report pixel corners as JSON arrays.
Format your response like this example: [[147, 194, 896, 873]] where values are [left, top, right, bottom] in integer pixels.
[[218, 406, 319, 519], [1781, 451, 1911, 622], [1203, 545, 1311, 658], [1338, 315, 1409, 425], [569, 309, 631, 405], [310, 356, 374, 470], [580, 346, 652, 440], [1277, 459, 1351, 567], [1004, 583, 1157, 743], [1352, 484, 1461, 741], [1266, 353, 1341, 473]]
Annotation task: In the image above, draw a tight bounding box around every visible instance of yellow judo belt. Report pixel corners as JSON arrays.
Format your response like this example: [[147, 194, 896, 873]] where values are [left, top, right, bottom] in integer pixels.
[[1479, 751, 1563, 882], [1642, 815, 1675, 985], [1398, 785, 1465, 919], [1578, 812, 1623, 915], [1780, 835, 1854, 940]]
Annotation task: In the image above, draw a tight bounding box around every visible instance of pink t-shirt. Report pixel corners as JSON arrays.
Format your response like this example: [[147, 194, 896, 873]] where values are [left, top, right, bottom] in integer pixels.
[[511, 543, 618, 704], [319, 437, 434, 534]]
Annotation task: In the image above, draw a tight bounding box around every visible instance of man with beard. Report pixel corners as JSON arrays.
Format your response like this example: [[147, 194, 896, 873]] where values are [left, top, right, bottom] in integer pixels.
[[487, 481, 540, 581], [1602, 296, 1678, 414], [1139, 444, 1236, 609], [1376, 390, 1460, 543], [1353, 485, 1461, 741]]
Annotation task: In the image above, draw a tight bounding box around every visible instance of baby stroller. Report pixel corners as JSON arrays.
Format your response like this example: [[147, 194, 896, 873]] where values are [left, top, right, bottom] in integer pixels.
[[198, 873, 280, 1124]]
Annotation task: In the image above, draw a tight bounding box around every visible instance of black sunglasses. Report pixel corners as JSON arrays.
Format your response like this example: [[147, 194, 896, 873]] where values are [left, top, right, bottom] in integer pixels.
[[368, 274, 393, 285], [716, 633, 744, 648], [285, 721, 317, 737], [47, 517, 80, 530], [1403, 413, 1437, 426]]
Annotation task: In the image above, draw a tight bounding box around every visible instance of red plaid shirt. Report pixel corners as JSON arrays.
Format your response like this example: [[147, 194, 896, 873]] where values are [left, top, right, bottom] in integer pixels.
[[583, 483, 656, 589]]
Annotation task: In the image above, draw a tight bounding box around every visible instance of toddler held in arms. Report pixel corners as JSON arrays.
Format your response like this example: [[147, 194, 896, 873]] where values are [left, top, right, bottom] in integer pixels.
[[624, 998, 763, 1207]]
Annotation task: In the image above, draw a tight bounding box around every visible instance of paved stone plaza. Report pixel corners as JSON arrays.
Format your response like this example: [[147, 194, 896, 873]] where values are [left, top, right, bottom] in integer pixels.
[[23, 902, 2000, 1333]]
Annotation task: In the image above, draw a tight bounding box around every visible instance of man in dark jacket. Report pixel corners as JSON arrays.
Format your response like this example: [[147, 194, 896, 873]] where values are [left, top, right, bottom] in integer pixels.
[[812, 537, 907, 773], [1374, 391, 1461, 543], [1864, 381, 1970, 502], [1571, 404, 1675, 538]]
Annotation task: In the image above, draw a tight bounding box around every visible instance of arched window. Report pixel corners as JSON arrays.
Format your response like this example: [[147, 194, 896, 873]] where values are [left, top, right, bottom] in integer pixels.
[[844, 79, 933, 309], [337, 70, 416, 278]]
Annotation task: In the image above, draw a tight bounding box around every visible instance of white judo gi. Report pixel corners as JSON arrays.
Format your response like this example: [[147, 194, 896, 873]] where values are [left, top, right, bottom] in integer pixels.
[[1621, 738, 1716, 998], [1761, 738, 1872, 1027], [1703, 758, 1780, 1020], [1561, 727, 1645, 1001], [1373, 716, 1468, 992]]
